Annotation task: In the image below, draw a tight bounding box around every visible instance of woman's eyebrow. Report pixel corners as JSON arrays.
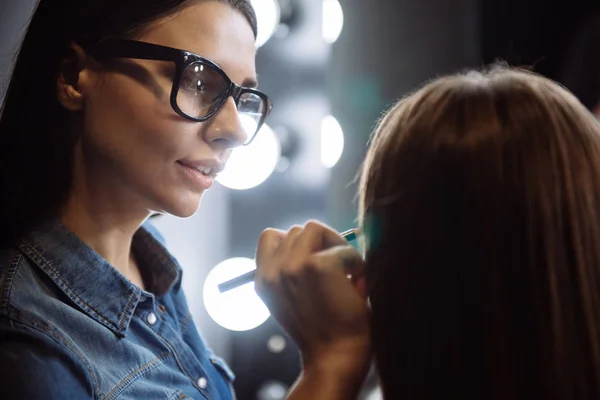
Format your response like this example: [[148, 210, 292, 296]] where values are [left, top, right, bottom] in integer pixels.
[[242, 76, 259, 88]]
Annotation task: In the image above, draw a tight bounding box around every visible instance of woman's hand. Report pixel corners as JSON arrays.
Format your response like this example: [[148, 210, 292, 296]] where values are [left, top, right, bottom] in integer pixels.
[[255, 221, 371, 399]]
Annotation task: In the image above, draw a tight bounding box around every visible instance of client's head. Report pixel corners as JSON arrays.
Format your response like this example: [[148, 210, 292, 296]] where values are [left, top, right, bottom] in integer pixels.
[[359, 66, 600, 400]]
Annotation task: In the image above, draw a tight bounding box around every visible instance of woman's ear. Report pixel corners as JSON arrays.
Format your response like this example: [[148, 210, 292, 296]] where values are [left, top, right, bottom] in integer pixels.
[[56, 43, 93, 112]]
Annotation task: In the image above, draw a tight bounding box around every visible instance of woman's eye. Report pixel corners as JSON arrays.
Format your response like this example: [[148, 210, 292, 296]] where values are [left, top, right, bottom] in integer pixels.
[[182, 76, 216, 94], [188, 79, 205, 91]]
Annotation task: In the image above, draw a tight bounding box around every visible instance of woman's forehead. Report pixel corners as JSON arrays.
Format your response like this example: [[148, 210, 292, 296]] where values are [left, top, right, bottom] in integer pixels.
[[139, 1, 257, 86]]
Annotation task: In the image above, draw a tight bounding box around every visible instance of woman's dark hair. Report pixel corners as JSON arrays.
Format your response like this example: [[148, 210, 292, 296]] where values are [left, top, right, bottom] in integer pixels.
[[359, 67, 600, 399], [560, 12, 600, 112], [0, 0, 256, 244]]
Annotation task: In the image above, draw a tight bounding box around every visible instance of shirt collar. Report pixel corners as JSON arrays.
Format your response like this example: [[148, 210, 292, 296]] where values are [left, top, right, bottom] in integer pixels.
[[17, 219, 181, 337]]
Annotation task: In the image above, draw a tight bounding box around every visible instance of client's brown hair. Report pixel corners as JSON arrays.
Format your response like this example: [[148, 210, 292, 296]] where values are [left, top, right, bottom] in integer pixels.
[[359, 66, 600, 399]]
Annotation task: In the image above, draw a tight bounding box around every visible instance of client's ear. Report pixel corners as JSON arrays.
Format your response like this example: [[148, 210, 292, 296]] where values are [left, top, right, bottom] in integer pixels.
[[56, 43, 94, 112]]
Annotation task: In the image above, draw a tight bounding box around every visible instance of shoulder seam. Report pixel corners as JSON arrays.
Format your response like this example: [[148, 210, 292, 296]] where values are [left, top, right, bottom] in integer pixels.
[[0, 249, 22, 313]]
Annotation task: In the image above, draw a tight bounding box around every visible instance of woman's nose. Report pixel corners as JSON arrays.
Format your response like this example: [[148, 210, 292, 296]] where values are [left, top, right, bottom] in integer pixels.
[[202, 97, 247, 149]]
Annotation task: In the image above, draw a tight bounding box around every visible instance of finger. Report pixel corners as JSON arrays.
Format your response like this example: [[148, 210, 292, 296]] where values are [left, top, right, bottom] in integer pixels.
[[277, 225, 304, 256], [256, 228, 287, 273], [292, 220, 349, 259], [351, 275, 368, 300], [311, 244, 366, 278]]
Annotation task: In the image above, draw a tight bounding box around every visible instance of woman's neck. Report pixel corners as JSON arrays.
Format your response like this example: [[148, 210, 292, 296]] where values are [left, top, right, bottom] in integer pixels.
[[60, 189, 151, 290], [59, 141, 157, 288]]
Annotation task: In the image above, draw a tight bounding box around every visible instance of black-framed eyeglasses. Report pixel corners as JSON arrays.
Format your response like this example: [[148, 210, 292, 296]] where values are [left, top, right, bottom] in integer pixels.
[[85, 39, 273, 145]]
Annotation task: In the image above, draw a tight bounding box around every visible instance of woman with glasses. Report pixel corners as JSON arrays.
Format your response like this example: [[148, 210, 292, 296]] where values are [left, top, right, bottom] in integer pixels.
[[0, 1, 367, 398]]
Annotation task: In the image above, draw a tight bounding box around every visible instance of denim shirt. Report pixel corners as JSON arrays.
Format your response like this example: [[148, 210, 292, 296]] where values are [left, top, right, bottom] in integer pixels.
[[0, 219, 235, 400]]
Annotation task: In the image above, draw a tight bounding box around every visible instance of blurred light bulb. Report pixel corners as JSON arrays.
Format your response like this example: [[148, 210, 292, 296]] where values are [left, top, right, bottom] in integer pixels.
[[257, 381, 289, 400], [365, 386, 384, 400], [267, 335, 287, 353], [203, 257, 270, 332], [322, 0, 344, 44], [251, 0, 281, 47], [321, 115, 344, 168], [216, 117, 280, 190]]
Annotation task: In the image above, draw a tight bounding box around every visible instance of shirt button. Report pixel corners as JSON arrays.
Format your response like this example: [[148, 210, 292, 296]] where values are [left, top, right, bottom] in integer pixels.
[[197, 377, 208, 389], [146, 312, 157, 325]]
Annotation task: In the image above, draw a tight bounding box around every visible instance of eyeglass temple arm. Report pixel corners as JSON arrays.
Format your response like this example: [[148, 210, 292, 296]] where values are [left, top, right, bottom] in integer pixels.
[[86, 40, 182, 63]]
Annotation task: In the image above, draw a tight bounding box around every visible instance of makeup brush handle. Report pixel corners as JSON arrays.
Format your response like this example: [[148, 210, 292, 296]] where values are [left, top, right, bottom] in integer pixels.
[[217, 228, 359, 293]]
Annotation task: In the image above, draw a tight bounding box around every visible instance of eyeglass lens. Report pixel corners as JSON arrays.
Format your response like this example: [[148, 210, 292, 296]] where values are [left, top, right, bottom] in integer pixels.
[[176, 61, 266, 143]]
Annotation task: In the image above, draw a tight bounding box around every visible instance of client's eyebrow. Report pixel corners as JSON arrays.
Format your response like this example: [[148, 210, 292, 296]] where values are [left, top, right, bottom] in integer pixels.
[[242, 76, 259, 88]]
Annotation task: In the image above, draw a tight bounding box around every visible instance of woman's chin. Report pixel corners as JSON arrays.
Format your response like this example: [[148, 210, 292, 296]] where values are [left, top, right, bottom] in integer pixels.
[[160, 192, 205, 219]]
